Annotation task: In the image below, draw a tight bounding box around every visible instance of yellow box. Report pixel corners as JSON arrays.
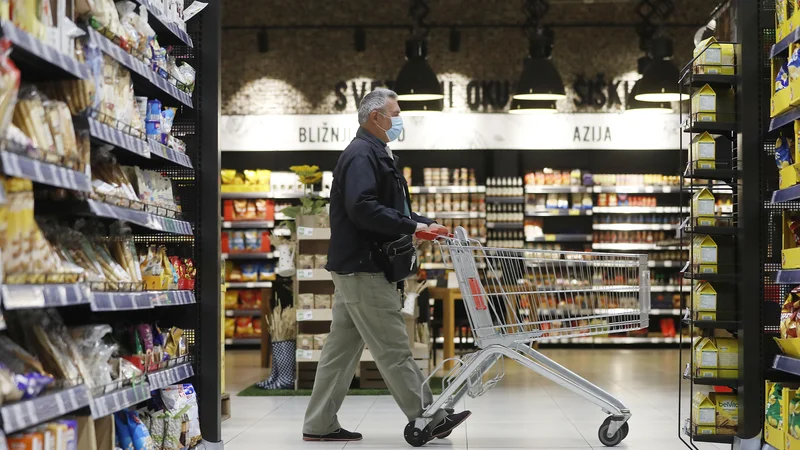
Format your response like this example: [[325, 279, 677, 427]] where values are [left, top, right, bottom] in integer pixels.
[[693, 235, 718, 271], [716, 337, 739, 379], [692, 84, 717, 122], [692, 132, 716, 162], [778, 0, 796, 42], [783, 211, 800, 269], [786, 390, 800, 450], [781, 163, 800, 190], [694, 337, 718, 377], [694, 392, 716, 426], [693, 282, 717, 312], [766, 382, 792, 450], [794, 120, 800, 162], [712, 392, 739, 430], [694, 216, 717, 227], [774, 58, 795, 117], [693, 423, 716, 435], [695, 310, 718, 321], [693, 37, 735, 73], [777, 338, 800, 359], [692, 188, 716, 218]]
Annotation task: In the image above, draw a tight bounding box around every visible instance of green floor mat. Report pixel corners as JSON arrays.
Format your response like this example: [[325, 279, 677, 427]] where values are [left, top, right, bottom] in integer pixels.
[[239, 378, 444, 397]]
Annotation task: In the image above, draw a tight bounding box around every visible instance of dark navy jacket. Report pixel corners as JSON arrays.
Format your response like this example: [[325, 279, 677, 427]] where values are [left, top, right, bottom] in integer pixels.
[[326, 128, 434, 273]]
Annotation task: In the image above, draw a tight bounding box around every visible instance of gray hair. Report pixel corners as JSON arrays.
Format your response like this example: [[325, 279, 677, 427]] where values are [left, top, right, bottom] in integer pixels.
[[357, 88, 397, 125]]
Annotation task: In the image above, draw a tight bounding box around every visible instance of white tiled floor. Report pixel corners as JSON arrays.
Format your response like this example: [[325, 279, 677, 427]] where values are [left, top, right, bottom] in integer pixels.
[[221, 349, 729, 450]]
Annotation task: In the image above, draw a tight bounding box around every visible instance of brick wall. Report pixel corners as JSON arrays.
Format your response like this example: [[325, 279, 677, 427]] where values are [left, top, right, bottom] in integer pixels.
[[221, 0, 716, 115]]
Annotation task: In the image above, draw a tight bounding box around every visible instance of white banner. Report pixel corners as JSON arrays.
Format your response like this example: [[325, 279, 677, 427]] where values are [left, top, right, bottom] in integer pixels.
[[221, 113, 681, 151]]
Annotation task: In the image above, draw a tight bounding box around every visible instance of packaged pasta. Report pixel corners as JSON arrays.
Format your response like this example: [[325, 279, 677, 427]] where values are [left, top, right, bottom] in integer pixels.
[[0, 39, 20, 138], [13, 85, 55, 152]]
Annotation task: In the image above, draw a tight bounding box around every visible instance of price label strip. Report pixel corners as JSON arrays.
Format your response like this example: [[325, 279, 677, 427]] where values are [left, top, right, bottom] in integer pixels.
[[87, 118, 150, 158], [0, 22, 91, 79], [90, 383, 151, 419], [296, 349, 313, 360], [1, 385, 90, 434], [147, 363, 195, 390], [91, 292, 153, 312], [1, 285, 45, 309], [296, 310, 313, 321], [297, 269, 314, 279], [1, 151, 91, 192]]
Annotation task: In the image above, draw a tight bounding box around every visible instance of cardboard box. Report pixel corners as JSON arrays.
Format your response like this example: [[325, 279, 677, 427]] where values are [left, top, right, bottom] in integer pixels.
[[692, 282, 718, 313], [693, 37, 735, 75], [716, 338, 739, 379], [694, 337, 718, 378], [766, 382, 794, 450], [297, 334, 313, 351], [694, 392, 716, 426], [781, 163, 800, 190], [692, 84, 717, 122], [777, 0, 796, 42], [76, 415, 97, 450], [692, 132, 716, 162], [712, 392, 739, 433], [693, 235, 719, 273], [692, 188, 716, 218], [783, 211, 800, 269], [786, 390, 800, 450], [695, 310, 717, 321]]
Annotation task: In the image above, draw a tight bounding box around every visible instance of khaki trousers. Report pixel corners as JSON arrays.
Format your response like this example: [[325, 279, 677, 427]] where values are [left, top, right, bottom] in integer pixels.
[[303, 272, 445, 434]]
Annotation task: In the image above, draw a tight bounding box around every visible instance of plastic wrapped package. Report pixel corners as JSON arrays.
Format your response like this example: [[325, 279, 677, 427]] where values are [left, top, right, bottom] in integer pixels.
[[19, 310, 94, 387], [160, 384, 201, 447], [68, 324, 116, 388], [91, 148, 139, 201], [12, 85, 55, 152], [3, 178, 34, 281], [0, 39, 20, 138], [110, 221, 143, 283]]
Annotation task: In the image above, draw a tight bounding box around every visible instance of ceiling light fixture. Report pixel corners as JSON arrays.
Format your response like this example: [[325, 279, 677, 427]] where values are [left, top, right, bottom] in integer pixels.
[[630, 0, 686, 102], [394, 0, 444, 104], [400, 99, 445, 116], [508, 99, 558, 114], [512, 0, 566, 102], [625, 81, 672, 114], [626, 4, 672, 113]]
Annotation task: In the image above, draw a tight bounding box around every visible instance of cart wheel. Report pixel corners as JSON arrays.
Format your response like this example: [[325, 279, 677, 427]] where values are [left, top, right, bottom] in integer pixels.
[[597, 417, 627, 447], [437, 431, 452, 439], [404, 421, 428, 447]]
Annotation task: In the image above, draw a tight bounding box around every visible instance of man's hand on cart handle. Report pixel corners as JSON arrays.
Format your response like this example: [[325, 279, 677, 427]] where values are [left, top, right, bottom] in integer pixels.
[[415, 225, 450, 241]]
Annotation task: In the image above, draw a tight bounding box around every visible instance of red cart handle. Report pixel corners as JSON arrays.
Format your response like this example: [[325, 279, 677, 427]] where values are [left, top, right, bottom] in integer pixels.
[[415, 227, 452, 241]]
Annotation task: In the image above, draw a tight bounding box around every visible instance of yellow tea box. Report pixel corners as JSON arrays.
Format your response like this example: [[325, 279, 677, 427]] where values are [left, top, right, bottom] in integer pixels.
[[694, 216, 717, 227], [693, 37, 735, 73], [692, 282, 717, 312], [695, 310, 718, 321], [716, 337, 739, 379], [780, 163, 800, 190], [765, 382, 790, 450], [783, 211, 800, 269], [693, 160, 716, 170], [694, 337, 718, 377], [694, 392, 717, 426], [693, 235, 719, 273], [692, 188, 716, 218], [691, 132, 716, 161], [786, 390, 800, 449], [692, 84, 717, 122], [712, 392, 739, 433]]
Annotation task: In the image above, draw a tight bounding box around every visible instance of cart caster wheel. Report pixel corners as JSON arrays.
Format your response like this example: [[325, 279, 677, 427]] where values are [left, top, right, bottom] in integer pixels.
[[404, 421, 428, 447], [597, 417, 628, 447], [437, 431, 452, 439]]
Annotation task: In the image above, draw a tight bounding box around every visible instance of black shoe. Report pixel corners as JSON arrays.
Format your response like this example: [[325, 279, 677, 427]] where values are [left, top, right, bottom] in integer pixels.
[[303, 429, 363, 442], [431, 410, 472, 439]]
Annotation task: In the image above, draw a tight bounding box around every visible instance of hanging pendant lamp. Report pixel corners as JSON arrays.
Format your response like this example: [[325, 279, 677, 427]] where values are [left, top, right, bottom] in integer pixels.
[[512, 35, 566, 101], [634, 37, 688, 102], [399, 98, 444, 115], [508, 98, 558, 114], [625, 80, 672, 114], [394, 40, 444, 102]]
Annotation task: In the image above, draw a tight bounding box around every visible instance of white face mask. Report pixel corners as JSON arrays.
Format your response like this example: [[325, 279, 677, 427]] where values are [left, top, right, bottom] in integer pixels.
[[378, 113, 403, 142]]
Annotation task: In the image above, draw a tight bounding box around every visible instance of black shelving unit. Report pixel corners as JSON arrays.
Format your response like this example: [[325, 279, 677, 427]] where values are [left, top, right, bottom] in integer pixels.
[[0, 3, 222, 447]]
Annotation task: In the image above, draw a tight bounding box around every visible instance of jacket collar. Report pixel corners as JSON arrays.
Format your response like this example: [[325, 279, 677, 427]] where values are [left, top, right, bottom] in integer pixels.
[[356, 127, 397, 163]]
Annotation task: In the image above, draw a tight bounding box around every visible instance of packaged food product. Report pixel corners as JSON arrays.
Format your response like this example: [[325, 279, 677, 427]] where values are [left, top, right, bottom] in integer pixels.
[[7, 432, 44, 450], [314, 254, 328, 269], [230, 231, 245, 252], [298, 254, 314, 270], [235, 318, 254, 336], [220, 170, 238, 185], [782, 287, 800, 339], [778, 64, 791, 92], [224, 290, 239, 309], [297, 334, 313, 350], [258, 262, 274, 280], [114, 412, 135, 450], [160, 384, 202, 446], [777, 135, 794, 168], [224, 318, 235, 338], [252, 319, 262, 336], [314, 333, 329, 350], [298, 293, 315, 309], [239, 290, 261, 310], [13, 85, 55, 152], [314, 294, 332, 309], [0, 39, 21, 138], [244, 230, 260, 251], [57, 419, 77, 450], [241, 264, 258, 282]]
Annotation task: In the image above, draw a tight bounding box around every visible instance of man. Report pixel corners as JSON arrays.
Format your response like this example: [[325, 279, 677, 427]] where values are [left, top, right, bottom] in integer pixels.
[[302, 88, 471, 445]]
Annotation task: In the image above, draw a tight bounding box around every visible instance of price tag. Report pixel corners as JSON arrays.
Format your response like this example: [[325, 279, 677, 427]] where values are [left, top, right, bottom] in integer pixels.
[[298, 227, 314, 237], [645, 186, 655, 193], [545, 235, 556, 242], [296, 349, 313, 360], [570, 186, 580, 193], [54, 392, 67, 415], [296, 310, 313, 321], [663, 261, 673, 267], [568, 209, 580, 216], [297, 269, 313, 279], [1, 285, 45, 309], [469, 212, 478, 218]]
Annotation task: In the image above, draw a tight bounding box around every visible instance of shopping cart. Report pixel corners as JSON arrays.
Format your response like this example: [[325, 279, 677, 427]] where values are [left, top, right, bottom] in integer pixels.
[[405, 226, 650, 447]]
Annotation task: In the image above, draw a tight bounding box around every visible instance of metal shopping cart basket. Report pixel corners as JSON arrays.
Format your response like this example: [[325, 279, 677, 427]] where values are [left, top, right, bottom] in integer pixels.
[[405, 226, 650, 447]]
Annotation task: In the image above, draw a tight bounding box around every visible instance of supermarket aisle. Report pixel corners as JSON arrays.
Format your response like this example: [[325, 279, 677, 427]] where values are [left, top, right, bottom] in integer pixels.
[[222, 349, 722, 450]]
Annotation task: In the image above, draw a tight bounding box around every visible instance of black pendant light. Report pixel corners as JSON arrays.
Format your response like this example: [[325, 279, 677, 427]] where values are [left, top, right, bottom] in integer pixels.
[[512, 0, 565, 102], [399, 98, 445, 115], [394, 0, 444, 104], [627, 0, 682, 106], [634, 37, 687, 102], [625, 81, 672, 114], [509, 98, 558, 114]]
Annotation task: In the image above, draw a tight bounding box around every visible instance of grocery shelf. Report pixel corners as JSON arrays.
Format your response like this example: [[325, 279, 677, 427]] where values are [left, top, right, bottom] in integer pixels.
[[773, 355, 800, 376], [225, 309, 262, 317], [0, 149, 92, 192], [147, 361, 195, 390], [650, 286, 682, 293], [224, 338, 261, 345], [526, 234, 592, 243], [424, 211, 486, 219], [222, 220, 275, 229], [87, 27, 193, 108], [220, 191, 325, 199], [526, 209, 593, 217], [409, 186, 485, 194], [0, 283, 92, 309], [296, 309, 333, 322], [538, 336, 681, 345], [487, 222, 524, 229], [771, 28, 800, 59], [649, 261, 682, 268], [297, 269, 332, 281], [593, 224, 678, 231], [86, 199, 193, 235], [274, 228, 292, 237], [0, 21, 90, 79], [689, 433, 735, 444], [683, 164, 740, 181], [691, 320, 739, 330], [524, 185, 590, 194], [129, 0, 194, 47], [592, 243, 681, 251], [148, 139, 193, 168], [771, 184, 800, 203], [682, 272, 738, 283], [776, 269, 800, 284], [684, 224, 739, 236], [225, 281, 273, 289], [91, 290, 196, 311], [297, 227, 332, 240], [683, 73, 738, 88], [221, 252, 278, 260], [86, 116, 150, 158], [0, 384, 91, 434], [592, 185, 680, 194], [592, 206, 687, 214], [90, 382, 151, 419], [770, 104, 800, 131], [682, 120, 738, 135], [690, 376, 738, 388], [485, 196, 525, 203]]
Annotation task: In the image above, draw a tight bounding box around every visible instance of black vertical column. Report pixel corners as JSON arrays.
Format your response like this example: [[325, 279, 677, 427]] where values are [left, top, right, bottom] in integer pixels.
[[490, 150, 523, 178], [736, 0, 763, 440], [198, 0, 222, 444]]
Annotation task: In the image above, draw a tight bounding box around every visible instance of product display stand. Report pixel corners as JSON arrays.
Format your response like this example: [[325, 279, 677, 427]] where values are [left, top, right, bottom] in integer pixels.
[[677, 40, 740, 446]]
